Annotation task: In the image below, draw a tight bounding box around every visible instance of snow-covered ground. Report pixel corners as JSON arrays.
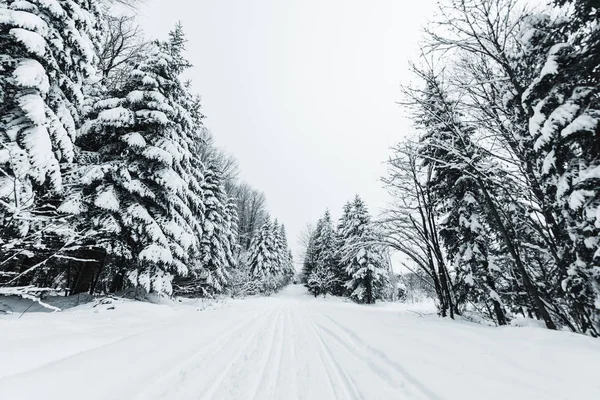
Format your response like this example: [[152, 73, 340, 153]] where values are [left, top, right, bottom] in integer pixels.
[[1, 285, 599, 400]]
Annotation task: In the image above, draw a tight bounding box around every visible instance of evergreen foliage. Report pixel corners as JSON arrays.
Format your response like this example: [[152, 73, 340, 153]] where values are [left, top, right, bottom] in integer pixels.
[[0, 8, 288, 299]]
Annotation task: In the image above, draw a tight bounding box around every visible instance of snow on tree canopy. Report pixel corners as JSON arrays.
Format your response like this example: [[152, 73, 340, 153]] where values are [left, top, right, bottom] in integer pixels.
[[65, 37, 210, 295], [0, 0, 101, 218], [340, 196, 389, 304]]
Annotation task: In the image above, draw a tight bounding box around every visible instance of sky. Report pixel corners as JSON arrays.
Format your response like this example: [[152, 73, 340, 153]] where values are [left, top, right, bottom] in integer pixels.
[[137, 0, 436, 266]]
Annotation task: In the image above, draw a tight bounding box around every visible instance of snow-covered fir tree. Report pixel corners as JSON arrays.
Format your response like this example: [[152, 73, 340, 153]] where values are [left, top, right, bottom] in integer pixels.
[[301, 218, 322, 284], [302, 210, 340, 296], [313, 211, 338, 271], [70, 38, 201, 295], [416, 77, 508, 325], [271, 219, 284, 279], [278, 224, 296, 284], [340, 196, 389, 304], [334, 201, 355, 295], [249, 217, 276, 280], [522, 0, 600, 335], [225, 196, 240, 270], [0, 0, 101, 223], [246, 216, 294, 293]]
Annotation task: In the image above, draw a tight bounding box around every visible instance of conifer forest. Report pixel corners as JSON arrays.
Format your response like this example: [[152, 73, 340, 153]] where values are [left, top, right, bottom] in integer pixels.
[[1, 0, 599, 399]]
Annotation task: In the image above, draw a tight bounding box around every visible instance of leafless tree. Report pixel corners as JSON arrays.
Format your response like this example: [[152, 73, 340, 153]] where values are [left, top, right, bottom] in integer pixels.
[[98, 15, 149, 90], [382, 143, 457, 318], [230, 183, 268, 250], [296, 222, 314, 265]]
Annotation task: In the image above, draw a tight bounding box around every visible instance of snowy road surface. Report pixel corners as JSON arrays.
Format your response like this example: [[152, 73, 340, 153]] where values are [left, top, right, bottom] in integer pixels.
[[1, 285, 599, 400]]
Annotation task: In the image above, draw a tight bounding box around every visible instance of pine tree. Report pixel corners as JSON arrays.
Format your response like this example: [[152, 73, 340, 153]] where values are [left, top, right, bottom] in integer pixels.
[[523, 0, 600, 335], [313, 210, 338, 277], [225, 196, 240, 270], [198, 161, 232, 295], [249, 217, 275, 280], [279, 224, 295, 284], [340, 196, 389, 304], [271, 219, 284, 279], [416, 78, 508, 325], [302, 217, 322, 284], [0, 0, 101, 221], [69, 39, 200, 295], [303, 210, 340, 295], [334, 201, 354, 295]]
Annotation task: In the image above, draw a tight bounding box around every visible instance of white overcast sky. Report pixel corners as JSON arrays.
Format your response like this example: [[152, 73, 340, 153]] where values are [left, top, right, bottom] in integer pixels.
[[138, 0, 436, 264]]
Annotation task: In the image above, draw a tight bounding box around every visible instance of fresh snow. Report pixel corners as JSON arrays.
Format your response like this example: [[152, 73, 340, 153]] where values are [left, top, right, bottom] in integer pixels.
[[1, 285, 599, 400], [9, 28, 46, 57], [12, 59, 49, 94]]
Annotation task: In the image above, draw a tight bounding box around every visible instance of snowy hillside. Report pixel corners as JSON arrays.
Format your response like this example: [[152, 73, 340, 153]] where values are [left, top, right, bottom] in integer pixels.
[[1, 285, 598, 400]]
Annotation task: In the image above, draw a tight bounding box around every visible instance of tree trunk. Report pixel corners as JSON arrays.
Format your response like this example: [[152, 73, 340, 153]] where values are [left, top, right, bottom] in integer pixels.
[[365, 270, 373, 304], [478, 179, 556, 330], [483, 260, 507, 326]]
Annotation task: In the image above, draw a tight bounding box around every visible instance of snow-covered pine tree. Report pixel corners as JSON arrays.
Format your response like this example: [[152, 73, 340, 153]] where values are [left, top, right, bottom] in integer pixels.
[[196, 161, 233, 295], [279, 224, 295, 285], [415, 77, 507, 325], [311, 210, 340, 295], [271, 219, 284, 281], [340, 196, 389, 304], [0, 0, 101, 224], [522, 0, 600, 335], [333, 201, 354, 295], [302, 217, 322, 284], [224, 196, 240, 271], [70, 38, 200, 295], [249, 217, 275, 280]]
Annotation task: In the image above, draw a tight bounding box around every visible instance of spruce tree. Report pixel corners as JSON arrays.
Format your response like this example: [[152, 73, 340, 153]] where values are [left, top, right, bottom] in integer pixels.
[[279, 224, 295, 284], [340, 196, 389, 304], [334, 201, 354, 295], [198, 161, 232, 295], [313, 210, 338, 277], [302, 217, 322, 284], [303, 210, 339, 295], [225, 196, 240, 270], [523, 0, 600, 335], [249, 217, 275, 280], [70, 39, 199, 295], [416, 78, 507, 325], [0, 0, 101, 220]]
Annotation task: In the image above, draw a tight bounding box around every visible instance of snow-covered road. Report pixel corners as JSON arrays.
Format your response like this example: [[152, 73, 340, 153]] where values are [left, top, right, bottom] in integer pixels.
[[1, 285, 599, 400]]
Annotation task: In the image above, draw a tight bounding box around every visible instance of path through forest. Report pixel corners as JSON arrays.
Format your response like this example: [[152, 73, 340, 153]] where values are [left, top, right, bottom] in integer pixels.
[[1, 285, 599, 400]]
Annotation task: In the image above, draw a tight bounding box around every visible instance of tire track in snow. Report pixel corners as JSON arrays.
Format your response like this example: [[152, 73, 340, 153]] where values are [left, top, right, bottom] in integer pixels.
[[197, 305, 283, 400], [290, 305, 338, 399], [249, 305, 287, 400], [295, 305, 363, 400], [128, 306, 275, 400], [314, 310, 444, 400]]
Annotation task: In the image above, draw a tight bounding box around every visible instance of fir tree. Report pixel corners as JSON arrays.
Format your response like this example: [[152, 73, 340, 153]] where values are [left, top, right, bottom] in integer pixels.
[[416, 78, 507, 325], [340, 196, 389, 304], [279, 224, 295, 284], [198, 161, 232, 295], [70, 39, 199, 295], [303, 210, 339, 295], [302, 217, 322, 284], [523, 0, 600, 335], [224, 196, 240, 270], [334, 201, 354, 295], [249, 217, 275, 280], [313, 210, 338, 277], [0, 0, 101, 219]]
